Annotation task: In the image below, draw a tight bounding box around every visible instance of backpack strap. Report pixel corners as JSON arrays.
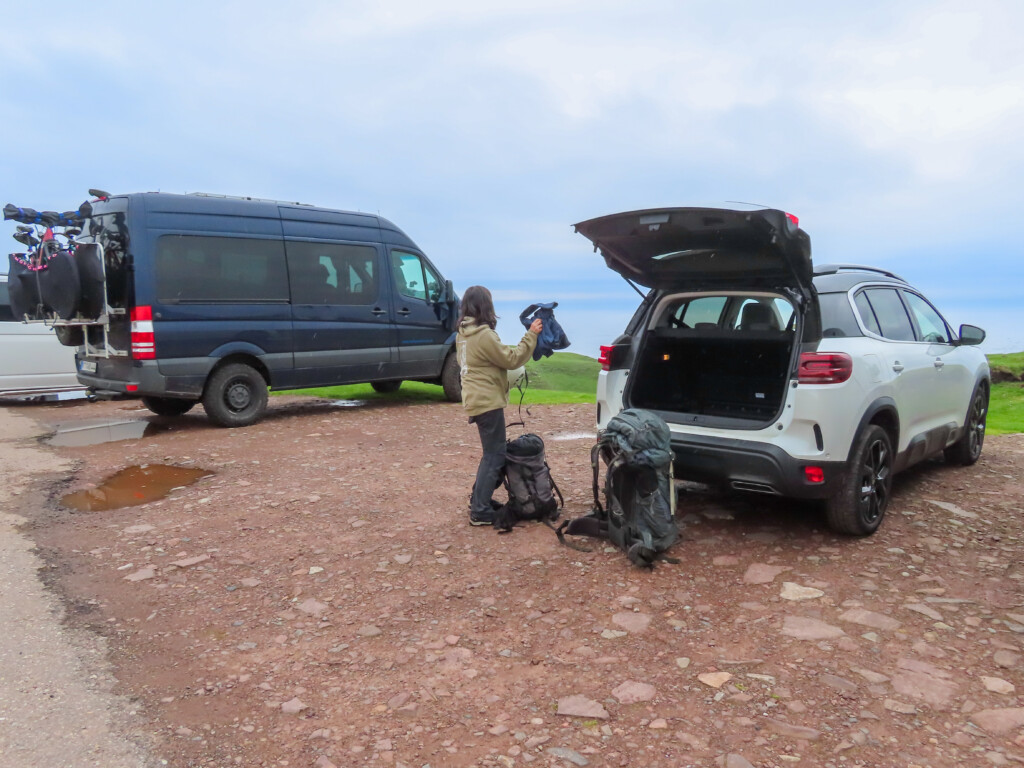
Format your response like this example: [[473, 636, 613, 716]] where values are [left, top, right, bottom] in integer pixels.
[[546, 463, 564, 510], [505, 370, 530, 430], [555, 514, 607, 552]]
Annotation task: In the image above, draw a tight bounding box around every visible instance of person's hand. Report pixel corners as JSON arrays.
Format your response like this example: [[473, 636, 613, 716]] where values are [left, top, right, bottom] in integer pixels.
[[529, 318, 543, 335]]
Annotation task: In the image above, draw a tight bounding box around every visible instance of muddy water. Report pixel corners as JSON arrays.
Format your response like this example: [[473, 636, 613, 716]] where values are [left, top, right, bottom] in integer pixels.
[[60, 465, 213, 511]]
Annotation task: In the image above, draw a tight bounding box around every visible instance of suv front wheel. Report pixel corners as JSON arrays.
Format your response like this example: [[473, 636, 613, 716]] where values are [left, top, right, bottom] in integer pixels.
[[826, 424, 893, 536], [944, 381, 988, 466]]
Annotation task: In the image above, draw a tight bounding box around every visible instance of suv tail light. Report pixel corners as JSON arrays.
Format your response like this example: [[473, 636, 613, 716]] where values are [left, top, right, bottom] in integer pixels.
[[599, 343, 630, 372], [130, 305, 156, 360], [799, 352, 852, 384]]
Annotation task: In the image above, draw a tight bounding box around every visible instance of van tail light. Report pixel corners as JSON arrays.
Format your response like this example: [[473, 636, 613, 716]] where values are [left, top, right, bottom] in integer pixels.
[[130, 305, 156, 360], [599, 343, 630, 372], [798, 352, 852, 384], [785, 212, 799, 227]]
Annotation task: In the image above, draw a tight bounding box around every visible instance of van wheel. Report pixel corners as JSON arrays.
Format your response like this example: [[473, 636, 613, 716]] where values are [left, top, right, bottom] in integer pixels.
[[142, 396, 196, 417], [441, 352, 461, 402], [55, 325, 84, 346], [371, 380, 402, 393], [944, 381, 988, 466], [202, 363, 268, 428], [825, 425, 893, 536]]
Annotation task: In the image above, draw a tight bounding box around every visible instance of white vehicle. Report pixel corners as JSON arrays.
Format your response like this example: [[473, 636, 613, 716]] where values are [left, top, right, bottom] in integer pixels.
[[579, 207, 990, 536], [0, 274, 83, 396]]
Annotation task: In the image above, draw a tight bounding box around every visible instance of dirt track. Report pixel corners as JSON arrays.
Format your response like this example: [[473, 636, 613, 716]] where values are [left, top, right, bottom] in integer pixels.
[[7, 395, 1024, 768]]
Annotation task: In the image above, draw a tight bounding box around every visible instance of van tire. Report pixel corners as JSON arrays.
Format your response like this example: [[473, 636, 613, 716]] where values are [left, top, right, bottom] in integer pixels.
[[825, 424, 892, 536], [441, 352, 461, 402], [142, 396, 196, 417], [371, 380, 402, 393], [55, 325, 85, 346], [202, 363, 268, 428]]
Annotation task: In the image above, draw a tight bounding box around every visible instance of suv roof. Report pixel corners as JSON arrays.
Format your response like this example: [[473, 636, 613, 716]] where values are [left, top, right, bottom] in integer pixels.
[[812, 264, 909, 293]]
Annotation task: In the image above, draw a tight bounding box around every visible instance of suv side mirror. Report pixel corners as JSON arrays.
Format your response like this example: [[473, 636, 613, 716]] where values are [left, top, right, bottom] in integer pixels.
[[957, 324, 986, 346], [444, 279, 455, 304]]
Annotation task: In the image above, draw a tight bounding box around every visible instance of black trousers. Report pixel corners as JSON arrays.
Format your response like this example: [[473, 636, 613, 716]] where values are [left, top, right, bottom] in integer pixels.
[[470, 408, 506, 514]]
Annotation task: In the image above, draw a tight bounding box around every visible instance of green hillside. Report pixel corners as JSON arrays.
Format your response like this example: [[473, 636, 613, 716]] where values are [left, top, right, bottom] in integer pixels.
[[278, 351, 599, 405]]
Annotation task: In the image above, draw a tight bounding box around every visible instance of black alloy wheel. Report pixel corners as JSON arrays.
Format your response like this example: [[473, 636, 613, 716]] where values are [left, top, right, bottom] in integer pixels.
[[944, 382, 988, 466], [826, 424, 893, 536]]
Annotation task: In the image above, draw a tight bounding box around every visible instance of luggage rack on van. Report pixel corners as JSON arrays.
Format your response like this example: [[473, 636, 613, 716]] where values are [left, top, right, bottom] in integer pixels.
[[19, 242, 128, 359], [187, 192, 314, 207]]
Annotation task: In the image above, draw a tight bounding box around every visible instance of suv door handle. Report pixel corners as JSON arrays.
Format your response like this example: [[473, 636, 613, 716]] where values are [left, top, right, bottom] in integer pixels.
[[934, 358, 945, 369], [892, 362, 904, 373], [397, 308, 411, 316], [371, 307, 387, 316]]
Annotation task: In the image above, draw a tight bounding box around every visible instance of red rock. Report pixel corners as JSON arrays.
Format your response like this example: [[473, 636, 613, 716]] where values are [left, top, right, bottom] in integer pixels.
[[556, 695, 610, 719]]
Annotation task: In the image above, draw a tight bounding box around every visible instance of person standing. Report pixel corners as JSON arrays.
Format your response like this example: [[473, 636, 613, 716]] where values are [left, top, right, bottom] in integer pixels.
[[456, 286, 542, 525]]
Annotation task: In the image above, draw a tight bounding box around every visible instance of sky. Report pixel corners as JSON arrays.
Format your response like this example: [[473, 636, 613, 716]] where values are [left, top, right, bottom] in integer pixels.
[[2, 0, 1022, 355]]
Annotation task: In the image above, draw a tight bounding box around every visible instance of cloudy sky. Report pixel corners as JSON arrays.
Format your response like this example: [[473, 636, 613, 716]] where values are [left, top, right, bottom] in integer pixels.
[[2, 0, 1022, 353]]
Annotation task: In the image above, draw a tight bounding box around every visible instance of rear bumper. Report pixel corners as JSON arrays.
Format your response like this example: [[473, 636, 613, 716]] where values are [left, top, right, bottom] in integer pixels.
[[670, 432, 845, 499], [76, 359, 204, 398]]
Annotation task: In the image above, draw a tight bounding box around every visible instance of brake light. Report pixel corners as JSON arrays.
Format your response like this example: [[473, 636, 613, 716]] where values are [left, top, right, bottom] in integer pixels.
[[598, 344, 629, 372], [785, 212, 799, 227], [798, 352, 852, 384], [130, 305, 156, 360], [804, 466, 825, 484]]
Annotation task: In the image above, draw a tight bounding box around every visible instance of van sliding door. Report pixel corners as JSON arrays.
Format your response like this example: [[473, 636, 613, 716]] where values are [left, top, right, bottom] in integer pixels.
[[286, 240, 395, 387]]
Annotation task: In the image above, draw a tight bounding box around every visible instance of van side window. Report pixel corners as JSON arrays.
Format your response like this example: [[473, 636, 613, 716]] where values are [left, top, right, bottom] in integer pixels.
[[156, 235, 288, 303], [285, 242, 379, 305], [391, 250, 441, 302]]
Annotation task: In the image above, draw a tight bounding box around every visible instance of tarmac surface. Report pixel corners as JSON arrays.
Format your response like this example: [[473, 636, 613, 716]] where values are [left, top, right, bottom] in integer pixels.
[[0, 407, 153, 768]]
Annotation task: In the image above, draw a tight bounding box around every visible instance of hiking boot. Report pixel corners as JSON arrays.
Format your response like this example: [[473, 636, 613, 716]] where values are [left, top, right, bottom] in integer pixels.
[[469, 510, 494, 526]]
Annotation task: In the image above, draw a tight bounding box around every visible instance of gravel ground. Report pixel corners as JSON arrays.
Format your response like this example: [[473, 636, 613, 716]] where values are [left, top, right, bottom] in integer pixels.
[[7, 394, 1024, 768]]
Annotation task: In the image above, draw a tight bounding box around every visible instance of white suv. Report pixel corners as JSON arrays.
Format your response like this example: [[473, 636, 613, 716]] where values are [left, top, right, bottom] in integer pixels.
[[578, 207, 990, 536]]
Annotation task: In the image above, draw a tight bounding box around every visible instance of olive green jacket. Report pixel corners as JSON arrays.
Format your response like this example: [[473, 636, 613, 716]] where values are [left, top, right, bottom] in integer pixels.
[[456, 319, 537, 417]]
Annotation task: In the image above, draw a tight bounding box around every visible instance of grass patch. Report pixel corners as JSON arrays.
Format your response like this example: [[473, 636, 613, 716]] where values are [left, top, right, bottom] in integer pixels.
[[987, 353, 1024, 435], [989, 382, 1024, 435]]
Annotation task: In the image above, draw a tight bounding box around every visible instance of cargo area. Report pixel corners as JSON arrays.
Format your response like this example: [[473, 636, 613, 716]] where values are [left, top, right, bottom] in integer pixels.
[[627, 320, 797, 424]]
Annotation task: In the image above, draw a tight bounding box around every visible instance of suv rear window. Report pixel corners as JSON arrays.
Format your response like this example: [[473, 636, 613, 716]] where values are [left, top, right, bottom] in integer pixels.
[[818, 292, 861, 338]]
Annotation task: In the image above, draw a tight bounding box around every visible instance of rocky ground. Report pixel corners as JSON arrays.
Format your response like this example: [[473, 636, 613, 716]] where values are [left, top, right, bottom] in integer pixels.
[[7, 395, 1024, 768]]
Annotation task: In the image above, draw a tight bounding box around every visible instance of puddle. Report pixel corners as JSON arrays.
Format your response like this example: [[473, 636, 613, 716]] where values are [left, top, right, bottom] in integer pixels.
[[47, 418, 167, 447], [331, 399, 368, 408], [550, 431, 596, 441], [61, 464, 213, 511]]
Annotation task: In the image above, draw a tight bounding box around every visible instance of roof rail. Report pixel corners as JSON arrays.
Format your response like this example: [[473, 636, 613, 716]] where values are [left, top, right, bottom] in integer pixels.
[[813, 263, 907, 282], [186, 192, 314, 207]]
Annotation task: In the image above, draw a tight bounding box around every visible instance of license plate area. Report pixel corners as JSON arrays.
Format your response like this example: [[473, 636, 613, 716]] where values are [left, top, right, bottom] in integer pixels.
[[79, 360, 97, 374]]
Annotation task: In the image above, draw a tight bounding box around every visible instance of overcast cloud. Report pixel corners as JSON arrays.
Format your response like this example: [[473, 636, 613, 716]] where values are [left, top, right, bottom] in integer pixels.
[[2, 0, 1021, 353]]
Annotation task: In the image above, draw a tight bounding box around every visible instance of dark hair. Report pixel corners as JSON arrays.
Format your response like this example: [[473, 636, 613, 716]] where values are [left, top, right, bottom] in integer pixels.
[[458, 285, 498, 330]]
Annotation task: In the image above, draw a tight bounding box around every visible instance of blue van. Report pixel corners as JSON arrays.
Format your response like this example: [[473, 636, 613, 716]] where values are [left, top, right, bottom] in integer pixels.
[[59, 192, 460, 426]]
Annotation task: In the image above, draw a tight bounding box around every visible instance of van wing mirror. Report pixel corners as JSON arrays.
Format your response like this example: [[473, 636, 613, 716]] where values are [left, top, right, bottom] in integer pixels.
[[957, 323, 985, 346], [444, 279, 455, 303]]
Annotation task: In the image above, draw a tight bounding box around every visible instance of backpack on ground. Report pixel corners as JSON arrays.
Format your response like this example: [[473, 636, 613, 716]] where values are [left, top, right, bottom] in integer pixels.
[[556, 409, 680, 567], [494, 433, 564, 532]]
